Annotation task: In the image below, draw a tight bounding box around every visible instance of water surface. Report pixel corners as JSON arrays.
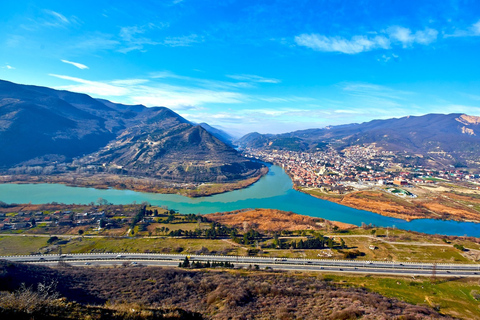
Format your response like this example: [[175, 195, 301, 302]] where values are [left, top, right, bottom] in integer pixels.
[[0, 164, 479, 237]]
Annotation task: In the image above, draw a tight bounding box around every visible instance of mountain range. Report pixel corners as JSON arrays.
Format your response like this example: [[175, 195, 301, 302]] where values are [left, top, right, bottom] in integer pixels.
[[2, 78, 479, 179], [0, 79, 264, 183], [237, 113, 480, 168]]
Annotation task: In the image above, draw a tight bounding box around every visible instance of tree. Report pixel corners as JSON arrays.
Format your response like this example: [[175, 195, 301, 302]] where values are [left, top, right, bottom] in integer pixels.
[[96, 198, 108, 206], [47, 236, 59, 244], [78, 229, 84, 236], [180, 256, 190, 268]]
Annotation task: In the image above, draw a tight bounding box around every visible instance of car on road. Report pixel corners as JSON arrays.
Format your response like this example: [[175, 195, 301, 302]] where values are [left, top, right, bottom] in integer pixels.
[[84, 262, 91, 265]]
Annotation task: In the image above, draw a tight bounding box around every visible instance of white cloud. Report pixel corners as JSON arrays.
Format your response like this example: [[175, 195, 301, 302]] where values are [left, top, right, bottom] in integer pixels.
[[150, 71, 254, 90], [343, 82, 412, 101], [61, 59, 89, 70], [46, 10, 69, 24], [2, 64, 15, 70], [119, 26, 145, 42], [163, 34, 202, 47], [226, 74, 281, 84], [296, 25, 438, 54], [49, 74, 129, 96], [295, 34, 390, 54], [414, 28, 438, 44], [48, 73, 247, 110], [334, 109, 363, 114], [41, 10, 79, 28], [439, 19, 480, 38], [470, 20, 480, 35], [387, 26, 414, 46], [387, 26, 438, 46], [131, 84, 245, 109], [110, 79, 149, 86], [72, 34, 120, 51]]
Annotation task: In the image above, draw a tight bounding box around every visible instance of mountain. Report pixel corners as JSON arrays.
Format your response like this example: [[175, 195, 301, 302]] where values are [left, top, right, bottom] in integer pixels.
[[237, 113, 480, 168], [198, 122, 235, 146], [0, 79, 264, 182]]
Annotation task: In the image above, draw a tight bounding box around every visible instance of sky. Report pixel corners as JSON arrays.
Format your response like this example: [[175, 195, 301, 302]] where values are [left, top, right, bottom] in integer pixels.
[[0, 0, 480, 136]]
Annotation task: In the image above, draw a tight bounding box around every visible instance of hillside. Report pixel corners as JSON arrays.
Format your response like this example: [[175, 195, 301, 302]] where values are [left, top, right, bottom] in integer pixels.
[[238, 113, 480, 168], [198, 122, 235, 146], [0, 80, 264, 183], [0, 261, 451, 320]]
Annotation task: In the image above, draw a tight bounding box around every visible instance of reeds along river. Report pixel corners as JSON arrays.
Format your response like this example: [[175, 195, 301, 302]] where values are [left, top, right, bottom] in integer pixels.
[[0, 164, 479, 237]]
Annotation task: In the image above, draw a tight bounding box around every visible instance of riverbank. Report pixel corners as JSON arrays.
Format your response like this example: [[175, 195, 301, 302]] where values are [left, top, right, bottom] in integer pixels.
[[299, 186, 480, 223], [1, 164, 480, 237], [0, 166, 269, 198]]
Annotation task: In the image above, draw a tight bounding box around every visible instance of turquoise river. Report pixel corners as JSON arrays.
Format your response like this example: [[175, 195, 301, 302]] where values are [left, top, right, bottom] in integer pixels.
[[0, 164, 479, 237]]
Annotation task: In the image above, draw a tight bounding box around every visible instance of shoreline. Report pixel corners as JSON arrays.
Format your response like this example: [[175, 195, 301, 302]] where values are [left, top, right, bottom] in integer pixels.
[[297, 186, 480, 224], [0, 166, 269, 198], [254, 157, 480, 224]]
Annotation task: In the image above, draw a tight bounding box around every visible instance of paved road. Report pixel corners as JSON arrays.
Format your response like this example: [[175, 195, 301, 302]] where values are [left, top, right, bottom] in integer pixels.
[[3, 253, 480, 277]]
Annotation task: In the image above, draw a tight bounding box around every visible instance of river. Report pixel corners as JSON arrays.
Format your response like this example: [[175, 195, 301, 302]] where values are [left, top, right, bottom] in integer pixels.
[[0, 164, 479, 237]]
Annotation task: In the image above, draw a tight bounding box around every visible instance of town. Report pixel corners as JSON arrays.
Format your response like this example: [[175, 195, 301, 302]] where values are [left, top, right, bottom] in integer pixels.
[[244, 144, 480, 194]]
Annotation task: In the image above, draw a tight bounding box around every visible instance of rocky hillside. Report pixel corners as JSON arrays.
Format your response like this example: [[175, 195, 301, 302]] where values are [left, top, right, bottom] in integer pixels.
[[238, 113, 480, 168], [0, 79, 264, 183]]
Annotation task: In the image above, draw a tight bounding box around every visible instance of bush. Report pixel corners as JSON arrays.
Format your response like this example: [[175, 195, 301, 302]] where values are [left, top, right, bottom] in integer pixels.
[[47, 236, 59, 244]]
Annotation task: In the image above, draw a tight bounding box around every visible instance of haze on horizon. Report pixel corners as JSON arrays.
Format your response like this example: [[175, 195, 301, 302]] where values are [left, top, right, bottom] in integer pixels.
[[0, 0, 479, 136]]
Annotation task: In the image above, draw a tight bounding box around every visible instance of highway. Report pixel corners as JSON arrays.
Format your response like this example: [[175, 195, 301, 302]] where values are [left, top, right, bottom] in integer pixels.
[[2, 253, 480, 277]]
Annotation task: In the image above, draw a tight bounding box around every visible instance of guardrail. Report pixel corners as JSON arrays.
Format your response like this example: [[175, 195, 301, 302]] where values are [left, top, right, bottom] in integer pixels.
[[2, 253, 480, 271]]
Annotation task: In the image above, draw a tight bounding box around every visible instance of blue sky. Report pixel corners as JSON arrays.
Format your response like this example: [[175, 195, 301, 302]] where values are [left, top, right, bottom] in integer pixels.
[[1, 0, 480, 136]]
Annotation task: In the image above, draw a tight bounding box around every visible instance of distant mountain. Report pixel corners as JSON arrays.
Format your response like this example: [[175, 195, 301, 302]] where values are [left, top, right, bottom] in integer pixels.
[[198, 122, 235, 146], [237, 113, 480, 168], [0, 79, 264, 182]]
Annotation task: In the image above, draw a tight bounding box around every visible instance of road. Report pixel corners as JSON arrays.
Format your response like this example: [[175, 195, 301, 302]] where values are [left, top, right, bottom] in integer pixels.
[[2, 253, 480, 277]]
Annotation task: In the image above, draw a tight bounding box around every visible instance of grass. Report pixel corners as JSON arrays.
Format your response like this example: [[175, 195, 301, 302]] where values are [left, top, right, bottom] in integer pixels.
[[58, 237, 240, 255], [423, 177, 446, 182], [0, 236, 49, 256], [146, 222, 210, 234], [323, 273, 480, 319], [299, 187, 343, 199]]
